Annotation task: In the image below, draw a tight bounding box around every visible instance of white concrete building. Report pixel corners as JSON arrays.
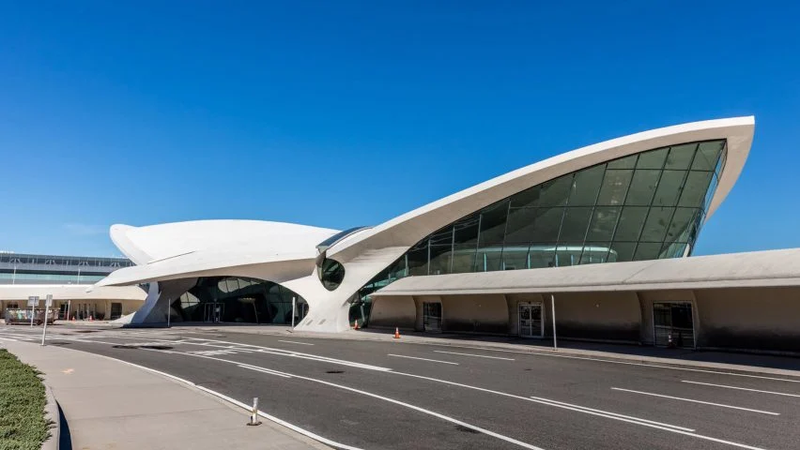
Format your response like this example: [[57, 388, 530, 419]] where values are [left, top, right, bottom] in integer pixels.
[[91, 116, 799, 352]]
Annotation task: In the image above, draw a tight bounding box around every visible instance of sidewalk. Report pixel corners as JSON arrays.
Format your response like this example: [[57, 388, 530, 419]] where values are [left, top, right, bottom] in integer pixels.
[[0, 340, 329, 450], [172, 324, 800, 379]]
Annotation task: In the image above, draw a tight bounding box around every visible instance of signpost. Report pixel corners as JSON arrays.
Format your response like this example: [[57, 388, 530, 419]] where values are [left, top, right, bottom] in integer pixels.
[[291, 296, 297, 331], [551, 294, 558, 351], [41, 295, 52, 346], [27, 296, 39, 327]]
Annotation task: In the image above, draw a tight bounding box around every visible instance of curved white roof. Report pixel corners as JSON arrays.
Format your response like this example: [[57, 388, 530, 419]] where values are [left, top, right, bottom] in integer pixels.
[[327, 116, 754, 263], [96, 117, 754, 294]]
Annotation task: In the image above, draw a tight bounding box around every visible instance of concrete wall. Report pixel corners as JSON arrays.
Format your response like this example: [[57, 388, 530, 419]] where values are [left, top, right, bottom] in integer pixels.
[[694, 287, 800, 352], [549, 292, 641, 343], [369, 295, 416, 329], [440, 294, 507, 334]]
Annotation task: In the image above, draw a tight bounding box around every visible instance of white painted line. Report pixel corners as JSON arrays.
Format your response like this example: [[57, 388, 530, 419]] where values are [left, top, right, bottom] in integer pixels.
[[278, 340, 315, 346], [424, 343, 800, 384], [387, 354, 459, 365], [611, 387, 780, 416], [238, 365, 293, 379], [391, 371, 767, 450], [433, 350, 515, 361], [682, 380, 800, 398], [186, 337, 393, 372], [174, 351, 546, 450], [528, 396, 694, 432]]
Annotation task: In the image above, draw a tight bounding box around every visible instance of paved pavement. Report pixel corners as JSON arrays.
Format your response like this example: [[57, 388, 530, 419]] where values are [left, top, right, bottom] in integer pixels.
[[3, 324, 800, 450], [0, 337, 330, 450]]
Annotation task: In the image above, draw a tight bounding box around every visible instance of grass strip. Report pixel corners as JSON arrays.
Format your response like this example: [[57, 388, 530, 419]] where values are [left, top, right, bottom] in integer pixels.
[[0, 349, 52, 450]]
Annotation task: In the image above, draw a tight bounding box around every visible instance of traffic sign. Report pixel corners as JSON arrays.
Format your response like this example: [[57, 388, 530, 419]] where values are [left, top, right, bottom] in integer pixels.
[[27, 296, 39, 308]]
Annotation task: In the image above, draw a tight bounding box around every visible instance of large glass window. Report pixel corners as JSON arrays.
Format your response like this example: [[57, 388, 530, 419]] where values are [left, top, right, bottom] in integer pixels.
[[355, 139, 727, 323]]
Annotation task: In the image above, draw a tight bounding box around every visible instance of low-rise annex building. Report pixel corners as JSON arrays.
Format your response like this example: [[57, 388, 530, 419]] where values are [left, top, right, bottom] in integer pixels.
[[90, 116, 799, 352], [0, 253, 145, 322]]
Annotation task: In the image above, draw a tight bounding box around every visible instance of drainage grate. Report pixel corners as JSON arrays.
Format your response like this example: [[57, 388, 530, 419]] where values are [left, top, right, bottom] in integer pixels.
[[325, 370, 344, 374], [455, 425, 479, 434], [140, 345, 173, 350]]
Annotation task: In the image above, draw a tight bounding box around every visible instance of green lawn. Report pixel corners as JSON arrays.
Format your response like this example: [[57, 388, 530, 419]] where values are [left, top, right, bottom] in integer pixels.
[[0, 349, 52, 450]]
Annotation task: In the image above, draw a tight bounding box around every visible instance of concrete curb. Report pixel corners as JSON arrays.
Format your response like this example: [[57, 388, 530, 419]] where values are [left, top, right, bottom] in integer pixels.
[[41, 385, 60, 450]]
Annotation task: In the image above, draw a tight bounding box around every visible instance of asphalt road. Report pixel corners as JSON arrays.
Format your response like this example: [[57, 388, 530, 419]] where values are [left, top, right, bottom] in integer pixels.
[[3, 325, 800, 450]]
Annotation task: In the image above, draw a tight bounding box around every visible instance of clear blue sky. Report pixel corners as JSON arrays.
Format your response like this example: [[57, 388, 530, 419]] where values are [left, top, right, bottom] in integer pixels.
[[1, 1, 798, 257]]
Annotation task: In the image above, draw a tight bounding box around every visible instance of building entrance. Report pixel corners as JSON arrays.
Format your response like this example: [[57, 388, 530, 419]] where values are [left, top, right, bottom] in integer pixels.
[[203, 303, 224, 323], [422, 302, 442, 332], [653, 302, 695, 348], [518, 302, 543, 338]]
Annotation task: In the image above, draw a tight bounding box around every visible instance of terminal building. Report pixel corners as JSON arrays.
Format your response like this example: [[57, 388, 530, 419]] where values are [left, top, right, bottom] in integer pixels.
[[0, 253, 144, 321], [91, 116, 800, 352]]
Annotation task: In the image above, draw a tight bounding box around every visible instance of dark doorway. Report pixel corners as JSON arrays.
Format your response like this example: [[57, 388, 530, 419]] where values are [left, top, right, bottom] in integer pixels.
[[653, 302, 695, 348]]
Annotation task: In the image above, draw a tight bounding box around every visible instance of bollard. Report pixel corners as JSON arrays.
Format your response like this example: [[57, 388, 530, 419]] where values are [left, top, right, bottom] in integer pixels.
[[247, 397, 261, 426]]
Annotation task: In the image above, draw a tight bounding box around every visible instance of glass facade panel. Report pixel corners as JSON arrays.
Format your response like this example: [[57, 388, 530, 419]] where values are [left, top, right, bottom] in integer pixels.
[[607, 154, 638, 169], [597, 170, 633, 205], [640, 207, 674, 242], [559, 207, 593, 241], [625, 170, 660, 205], [478, 201, 509, 245], [679, 171, 714, 207], [614, 206, 648, 241], [636, 147, 668, 169], [586, 207, 620, 241], [665, 143, 698, 170], [511, 175, 573, 208], [634, 243, 663, 261], [579, 243, 610, 265], [355, 139, 727, 324], [568, 165, 605, 206], [652, 170, 686, 206], [451, 245, 477, 273], [692, 141, 725, 171]]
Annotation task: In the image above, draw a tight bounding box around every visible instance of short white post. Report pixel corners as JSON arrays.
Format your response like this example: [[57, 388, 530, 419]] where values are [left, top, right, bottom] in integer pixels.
[[66, 299, 71, 321], [247, 397, 261, 426], [551, 294, 557, 351], [166, 298, 171, 328], [28, 296, 38, 327], [291, 296, 296, 330]]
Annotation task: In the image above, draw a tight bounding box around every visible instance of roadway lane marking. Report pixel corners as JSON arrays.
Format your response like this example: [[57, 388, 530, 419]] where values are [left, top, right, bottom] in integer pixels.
[[433, 350, 515, 361], [185, 338, 393, 372], [682, 380, 800, 398], [390, 371, 767, 450], [238, 365, 293, 378], [527, 395, 694, 431], [278, 340, 315, 346], [611, 388, 781, 416], [173, 351, 547, 450], [425, 344, 800, 384], [387, 354, 459, 365]]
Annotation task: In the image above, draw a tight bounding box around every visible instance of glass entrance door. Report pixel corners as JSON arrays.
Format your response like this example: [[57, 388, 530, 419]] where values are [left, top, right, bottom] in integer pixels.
[[203, 303, 224, 323], [519, 302, 543, 338], [653, 302, 695, 348], [422, 302, 442, 332]]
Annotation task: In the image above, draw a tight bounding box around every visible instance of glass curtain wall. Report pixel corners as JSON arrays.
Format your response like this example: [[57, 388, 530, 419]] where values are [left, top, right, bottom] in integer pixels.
[[171, 276, 307, 324], [353, 140, 727, 326]]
